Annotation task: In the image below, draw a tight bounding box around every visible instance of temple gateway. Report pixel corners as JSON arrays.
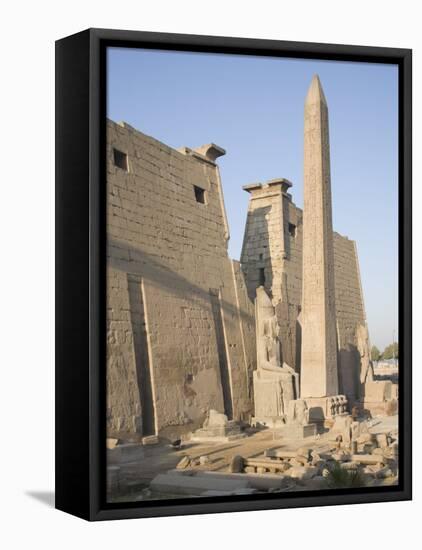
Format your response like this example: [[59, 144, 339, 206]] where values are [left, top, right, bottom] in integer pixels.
[[106, 75, 397, 443]]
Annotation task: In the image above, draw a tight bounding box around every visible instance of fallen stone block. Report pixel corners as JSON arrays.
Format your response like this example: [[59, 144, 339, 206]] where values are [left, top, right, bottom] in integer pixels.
[[150, 473, 251, 496], [356, 433, 373, 445], [372, 448, 384, 456], [198, 471, 289, 491], [230, 455, 244, 473], [376, 434, 388, 448], [176, 456, 191, 469], [142, 435, 159, 445], [295, 454, 310, 466], [310, 450, 321, 463], [272, 423, 317, 439], [351, 454, 386, 466], [385, 399, 398, 416], [243, 457, 294, 473], [265, 449, 297, 460], [288, 466, 318, 481], [277, 462, 291, 472]]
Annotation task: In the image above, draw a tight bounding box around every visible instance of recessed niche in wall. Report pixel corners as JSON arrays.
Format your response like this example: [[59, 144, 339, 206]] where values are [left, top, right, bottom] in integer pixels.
[[194, 185, 206, 204], [113, 148, 129, 171]]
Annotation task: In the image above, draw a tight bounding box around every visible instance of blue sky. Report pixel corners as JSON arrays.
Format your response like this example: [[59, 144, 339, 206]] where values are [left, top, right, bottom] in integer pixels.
[[107, 48, 398, 351]]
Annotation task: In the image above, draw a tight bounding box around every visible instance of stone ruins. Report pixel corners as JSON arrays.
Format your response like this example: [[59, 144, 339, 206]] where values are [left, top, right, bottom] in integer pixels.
[[106, 75, 398, 500]]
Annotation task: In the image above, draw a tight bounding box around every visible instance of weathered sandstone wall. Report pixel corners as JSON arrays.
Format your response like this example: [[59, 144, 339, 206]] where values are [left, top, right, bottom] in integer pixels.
[[240, 182, 366, 402], [107, 120, 255, 439]]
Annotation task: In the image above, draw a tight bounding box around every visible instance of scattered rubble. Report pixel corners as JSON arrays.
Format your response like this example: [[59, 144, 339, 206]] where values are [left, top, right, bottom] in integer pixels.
[[225, 422, 398, 489], [190, 409, 246, 443], [107, 414, 399, 501]]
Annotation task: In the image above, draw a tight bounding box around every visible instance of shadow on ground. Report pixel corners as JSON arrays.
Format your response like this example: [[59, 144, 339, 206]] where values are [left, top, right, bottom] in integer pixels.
[[25, 491, 55, 508]]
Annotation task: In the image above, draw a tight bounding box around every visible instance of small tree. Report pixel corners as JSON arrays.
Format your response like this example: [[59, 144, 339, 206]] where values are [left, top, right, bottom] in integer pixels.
[[371, 345, 381, 362], [381, 342, 399, 360]]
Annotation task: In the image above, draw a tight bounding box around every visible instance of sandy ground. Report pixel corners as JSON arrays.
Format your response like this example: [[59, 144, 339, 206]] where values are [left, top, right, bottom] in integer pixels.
[[108, 414, 399, 501]]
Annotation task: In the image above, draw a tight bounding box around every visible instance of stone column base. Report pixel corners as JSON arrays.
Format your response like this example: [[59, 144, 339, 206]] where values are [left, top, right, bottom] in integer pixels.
[[304, 395, 348, 422], [190, 421, 246, 442], [359, 381, 398, 417], [272, 423, 317, 439]]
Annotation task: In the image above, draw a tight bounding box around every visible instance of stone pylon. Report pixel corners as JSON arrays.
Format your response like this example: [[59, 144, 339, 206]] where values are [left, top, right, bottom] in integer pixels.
[[300, 75, 339, 398]]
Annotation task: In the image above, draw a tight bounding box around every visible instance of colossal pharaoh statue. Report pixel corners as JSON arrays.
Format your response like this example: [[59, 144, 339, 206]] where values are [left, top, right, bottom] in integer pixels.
[[253, 286, 299, 423], [356, 322, 375, 384]]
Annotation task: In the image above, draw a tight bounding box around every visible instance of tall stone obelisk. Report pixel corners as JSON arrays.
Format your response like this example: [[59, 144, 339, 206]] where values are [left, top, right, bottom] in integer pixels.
[[300, 75, 339, 398]]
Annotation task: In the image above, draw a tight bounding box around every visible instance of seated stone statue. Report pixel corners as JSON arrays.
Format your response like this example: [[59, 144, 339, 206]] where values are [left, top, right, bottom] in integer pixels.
[[253, 286, 299, 420]]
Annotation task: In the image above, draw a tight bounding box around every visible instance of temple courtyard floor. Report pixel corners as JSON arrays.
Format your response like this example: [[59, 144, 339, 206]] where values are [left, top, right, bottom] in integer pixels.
[[107, 414, 399, 503]]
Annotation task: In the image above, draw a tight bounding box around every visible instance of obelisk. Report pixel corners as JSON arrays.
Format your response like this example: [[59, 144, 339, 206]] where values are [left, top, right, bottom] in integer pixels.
[[300, 75, 339, 398]]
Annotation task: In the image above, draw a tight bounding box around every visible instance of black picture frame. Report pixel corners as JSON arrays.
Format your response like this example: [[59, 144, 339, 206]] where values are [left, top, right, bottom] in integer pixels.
[[55, 28, 412, 521]]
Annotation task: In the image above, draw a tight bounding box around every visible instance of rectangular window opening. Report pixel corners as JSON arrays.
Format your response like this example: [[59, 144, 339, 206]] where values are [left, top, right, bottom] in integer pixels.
[[259, 268, 266, 286], [194, 185, 206, 204], [113, 148, 129, 171], [288, 222, 296, 238]]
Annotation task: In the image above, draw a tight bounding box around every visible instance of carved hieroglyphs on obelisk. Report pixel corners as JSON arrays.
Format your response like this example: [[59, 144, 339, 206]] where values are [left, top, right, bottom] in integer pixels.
[[300, 75, 339, 398]]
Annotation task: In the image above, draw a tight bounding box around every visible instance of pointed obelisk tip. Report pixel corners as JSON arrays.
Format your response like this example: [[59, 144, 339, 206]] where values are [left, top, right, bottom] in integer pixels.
[[305, 74, 327, 106]]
